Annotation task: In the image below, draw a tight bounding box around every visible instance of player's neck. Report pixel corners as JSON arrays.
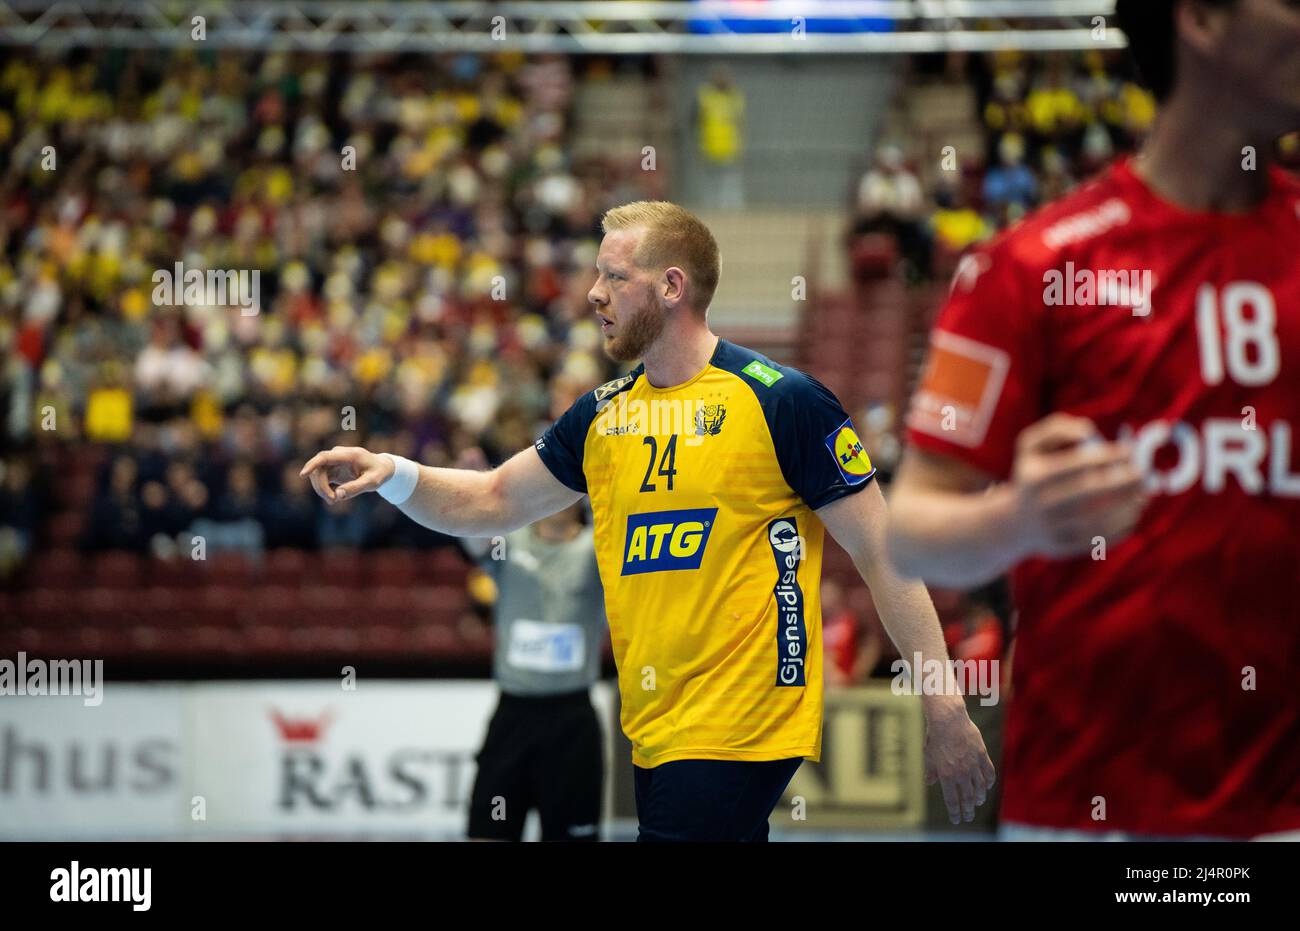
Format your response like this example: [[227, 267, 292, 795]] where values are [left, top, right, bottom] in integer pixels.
[[1134, 91, 1274, 214], [640, 319, 719, 389]]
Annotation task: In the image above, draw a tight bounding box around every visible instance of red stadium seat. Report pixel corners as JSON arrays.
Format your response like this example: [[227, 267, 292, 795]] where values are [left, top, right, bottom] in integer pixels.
[[300, 585, 364, 632], [149, 556, 202, 588], [367, 585, 417, 628], [91, 551, 144, 589], [76, 627, 133, 656], [45, 512, 85, 548], [264, 548, 310, 585], [191, 626, 243, 655], [138, 587, 185, 615], [458, 621, 494, 659], [364, 626, 407, 653], [428, 547, 470, 583], [129, 626, 170, 653], [17, 589, 78, 626], [82, 588, 132, 626], [317, 549, 364, 587], [368, 550, 420, 587], [411, 585, 467, 626], [53, 471, 97, 510], [9, 626, 47, 653], [23, 549, 83, 589], [251, 584, 305, 616], [204, 552, 256, 586], [248, 625, 296, 655], [283, 623, 361, 654], [410, 624, 461, 656], [198, 585, 253, 627]]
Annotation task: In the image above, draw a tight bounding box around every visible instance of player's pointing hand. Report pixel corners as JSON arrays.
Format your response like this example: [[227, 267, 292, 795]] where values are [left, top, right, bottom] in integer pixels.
[[300, 446, 394, 503]]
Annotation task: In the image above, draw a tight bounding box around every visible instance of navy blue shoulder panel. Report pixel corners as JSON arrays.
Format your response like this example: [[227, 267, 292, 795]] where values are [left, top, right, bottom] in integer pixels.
[[713, 340, 876, 510], [534, 366, 643, 493]]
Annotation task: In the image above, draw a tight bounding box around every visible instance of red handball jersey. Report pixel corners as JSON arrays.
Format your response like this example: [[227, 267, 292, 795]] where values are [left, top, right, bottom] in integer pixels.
[[906, 157, 1300, 838]]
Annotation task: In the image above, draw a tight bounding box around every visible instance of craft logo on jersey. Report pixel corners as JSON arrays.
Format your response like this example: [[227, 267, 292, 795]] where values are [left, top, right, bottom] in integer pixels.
[[621, 507, 718, 576], [694, 404, 727, 436], [768, 518, 807, 687], [825, 418, 875, 485]]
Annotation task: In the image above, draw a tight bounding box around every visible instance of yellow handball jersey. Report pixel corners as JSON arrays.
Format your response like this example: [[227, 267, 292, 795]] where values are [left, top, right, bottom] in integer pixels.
[[535, 340, 877, 768]]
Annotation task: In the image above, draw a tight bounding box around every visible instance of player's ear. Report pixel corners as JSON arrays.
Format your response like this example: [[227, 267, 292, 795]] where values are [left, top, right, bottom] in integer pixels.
[[661, 266, 687, 307], [1175, 0, 1232, 57]]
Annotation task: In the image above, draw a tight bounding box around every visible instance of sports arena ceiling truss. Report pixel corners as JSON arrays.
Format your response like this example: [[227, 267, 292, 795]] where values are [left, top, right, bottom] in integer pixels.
[[0, 1, 1123, 54]]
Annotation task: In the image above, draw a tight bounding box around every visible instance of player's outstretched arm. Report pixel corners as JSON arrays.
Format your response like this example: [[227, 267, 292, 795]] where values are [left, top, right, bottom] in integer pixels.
[[300, 444, 583, 538], [883, 449, 1024, 589], [887, 413, 1148, 588], [448, 446, 497, 559], [818, 481, 996, 825]]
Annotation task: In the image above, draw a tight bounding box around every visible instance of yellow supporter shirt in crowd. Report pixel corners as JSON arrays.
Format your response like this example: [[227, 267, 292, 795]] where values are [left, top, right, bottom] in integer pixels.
[[696, 85, 745, 165], [83, 386, 132, 443]]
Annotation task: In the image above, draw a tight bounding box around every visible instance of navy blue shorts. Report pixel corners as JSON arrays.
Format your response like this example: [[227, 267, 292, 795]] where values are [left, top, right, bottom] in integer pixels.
[[633, 757, 803, 842]]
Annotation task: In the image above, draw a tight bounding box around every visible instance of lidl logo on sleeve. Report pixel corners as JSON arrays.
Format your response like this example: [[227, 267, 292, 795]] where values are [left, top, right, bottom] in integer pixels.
[[621, 508, 718, 575], [825, 418, 876, 485], [742, 360, 783, 387]]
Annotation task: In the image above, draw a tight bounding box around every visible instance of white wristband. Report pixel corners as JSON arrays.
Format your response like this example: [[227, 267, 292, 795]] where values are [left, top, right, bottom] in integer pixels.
[[376, 454, 420, 505]]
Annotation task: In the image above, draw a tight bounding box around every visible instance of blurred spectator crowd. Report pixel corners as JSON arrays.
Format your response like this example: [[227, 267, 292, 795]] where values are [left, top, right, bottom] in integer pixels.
[[0, 48, 663, 577], [853, 49, 1159, 282], [854, 48, 1299, 285]]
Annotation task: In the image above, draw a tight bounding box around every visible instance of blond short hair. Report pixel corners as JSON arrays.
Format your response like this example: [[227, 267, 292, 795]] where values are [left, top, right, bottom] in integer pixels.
[[601, 201, 720, 314]]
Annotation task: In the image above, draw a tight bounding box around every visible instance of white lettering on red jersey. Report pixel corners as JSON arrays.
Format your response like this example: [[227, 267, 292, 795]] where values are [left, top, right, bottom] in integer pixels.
[[907, 157, 1300, 837]]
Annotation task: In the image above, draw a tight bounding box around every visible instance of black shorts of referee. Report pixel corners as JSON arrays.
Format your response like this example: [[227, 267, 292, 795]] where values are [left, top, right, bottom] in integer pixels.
[[467, 688, 603, 842]]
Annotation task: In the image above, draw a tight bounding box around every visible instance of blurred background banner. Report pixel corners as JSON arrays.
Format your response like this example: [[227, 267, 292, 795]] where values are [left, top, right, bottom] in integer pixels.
[[780, 685, 927, 832], [0, 686, 186, 839], [0, 681, 619, 839]]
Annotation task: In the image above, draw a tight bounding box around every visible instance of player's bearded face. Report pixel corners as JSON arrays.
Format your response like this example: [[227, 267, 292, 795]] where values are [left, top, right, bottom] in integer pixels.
[[602, 290, 667, 362]]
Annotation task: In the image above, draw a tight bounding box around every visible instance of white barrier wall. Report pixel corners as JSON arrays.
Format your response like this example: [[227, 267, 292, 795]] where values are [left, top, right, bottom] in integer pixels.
[[0, 681, 618, 840], [0, 686, 186, 838]]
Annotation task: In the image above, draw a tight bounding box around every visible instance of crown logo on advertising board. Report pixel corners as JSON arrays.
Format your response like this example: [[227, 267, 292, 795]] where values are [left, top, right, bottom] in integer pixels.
[[270, 709, 334, 743]]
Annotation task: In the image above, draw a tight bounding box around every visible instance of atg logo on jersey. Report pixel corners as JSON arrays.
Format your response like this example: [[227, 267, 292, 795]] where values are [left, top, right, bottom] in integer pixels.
[[825, 418, 876, 485], [621, 508, 718, 576]]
